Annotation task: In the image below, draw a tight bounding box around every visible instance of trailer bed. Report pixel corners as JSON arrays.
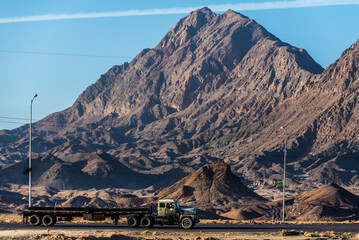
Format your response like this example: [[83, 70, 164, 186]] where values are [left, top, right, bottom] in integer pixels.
[[23, 206, 152, 226], [24, 206, 151, 215]]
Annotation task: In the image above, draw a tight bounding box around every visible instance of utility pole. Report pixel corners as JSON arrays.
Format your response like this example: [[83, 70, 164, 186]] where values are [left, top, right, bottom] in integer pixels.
[[29, 93, 38, 208], [280, 126, 287, 224]]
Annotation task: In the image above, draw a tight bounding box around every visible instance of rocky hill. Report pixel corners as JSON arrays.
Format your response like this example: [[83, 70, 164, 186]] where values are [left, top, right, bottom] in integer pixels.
[[287, 183, 359, 220], [223, 183, 359, 220], [0, 152, 180, 190], [0, 7, 358, 195], [155, 161, 265, 214]]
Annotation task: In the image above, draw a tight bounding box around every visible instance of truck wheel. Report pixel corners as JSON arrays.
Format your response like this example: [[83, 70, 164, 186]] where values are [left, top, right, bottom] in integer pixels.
[[29, 214, 41, 226], [42, 215, 56, 226], [181, 217, 194, 229], [127, 216, 139, 228], [140, 216, 153, 228]]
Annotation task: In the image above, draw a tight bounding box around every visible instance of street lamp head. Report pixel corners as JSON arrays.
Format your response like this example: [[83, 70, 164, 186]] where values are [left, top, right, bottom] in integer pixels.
[[31, 94, 38, 101], [280, 126, 287, 134]]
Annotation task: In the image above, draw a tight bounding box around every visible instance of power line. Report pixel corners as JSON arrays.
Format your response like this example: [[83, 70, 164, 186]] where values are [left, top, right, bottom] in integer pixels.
[[0, 50, 132, 59], [0, 116, 33, 121], [0, 120, 28, 125]]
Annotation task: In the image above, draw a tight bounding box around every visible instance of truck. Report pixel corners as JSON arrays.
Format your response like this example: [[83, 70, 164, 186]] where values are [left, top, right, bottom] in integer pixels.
[[23, 199, 199, 229]]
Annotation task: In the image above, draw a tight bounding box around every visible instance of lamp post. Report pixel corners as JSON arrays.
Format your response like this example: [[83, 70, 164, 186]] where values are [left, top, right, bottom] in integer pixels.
[[29, 94, 38, 208], [280, 126, 287, 224]]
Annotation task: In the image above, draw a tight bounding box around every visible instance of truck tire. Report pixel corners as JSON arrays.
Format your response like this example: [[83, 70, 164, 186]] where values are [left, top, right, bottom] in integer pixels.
[[181, 217, 194, 229], [29, 214, 41, 226], [127, 216, 139, 228], [42, 215, 56, 226], [140, 216, 153, 228]]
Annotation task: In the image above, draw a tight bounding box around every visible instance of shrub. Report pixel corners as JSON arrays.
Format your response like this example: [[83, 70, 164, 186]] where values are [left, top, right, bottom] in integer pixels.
[[279, 230, 301, 236]]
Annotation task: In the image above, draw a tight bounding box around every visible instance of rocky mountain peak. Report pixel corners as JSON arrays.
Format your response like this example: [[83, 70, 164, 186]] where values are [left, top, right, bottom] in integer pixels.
[[223, 9, 249, 19], [156, 7, 216, 52], [193, 160, 234, 180], [155, 8, 267, 56], [319, 39, 359, 92], [184, 7, 216, 29]]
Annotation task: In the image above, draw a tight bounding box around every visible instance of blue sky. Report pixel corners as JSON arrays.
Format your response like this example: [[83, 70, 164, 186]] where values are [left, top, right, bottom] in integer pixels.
[[1, 0, 359, 130]]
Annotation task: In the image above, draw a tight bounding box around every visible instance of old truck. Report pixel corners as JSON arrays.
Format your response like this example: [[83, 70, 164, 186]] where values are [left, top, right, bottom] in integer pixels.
[[23, 199, 199, 229]]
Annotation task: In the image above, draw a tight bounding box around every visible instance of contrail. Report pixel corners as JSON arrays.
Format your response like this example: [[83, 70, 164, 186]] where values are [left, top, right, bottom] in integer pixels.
[[0, 0, 358, 24]]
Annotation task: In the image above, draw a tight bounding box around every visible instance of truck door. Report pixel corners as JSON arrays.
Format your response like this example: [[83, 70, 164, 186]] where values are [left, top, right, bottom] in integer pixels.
[[158, 202, 166, 217], [165, 202, 176, 216]]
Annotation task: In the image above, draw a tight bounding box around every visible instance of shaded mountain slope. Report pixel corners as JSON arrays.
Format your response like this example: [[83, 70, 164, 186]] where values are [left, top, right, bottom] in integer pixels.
[[0, 152, 182, 190], [240, 39, 359, 188]]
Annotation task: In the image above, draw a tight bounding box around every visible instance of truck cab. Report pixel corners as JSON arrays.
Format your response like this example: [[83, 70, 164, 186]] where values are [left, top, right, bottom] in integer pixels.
[[157, 199, 178, 217], [155, 199, 199, 229]]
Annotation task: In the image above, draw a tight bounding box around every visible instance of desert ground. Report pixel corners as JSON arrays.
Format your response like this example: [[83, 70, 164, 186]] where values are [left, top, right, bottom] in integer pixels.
[[2, 229, 359, 240], [1, 215, 359, 240]]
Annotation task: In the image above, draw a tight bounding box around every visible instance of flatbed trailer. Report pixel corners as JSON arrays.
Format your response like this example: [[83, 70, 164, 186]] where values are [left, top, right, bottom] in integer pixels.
[[23, 206, 151, 226], [23, 199, 199, 229]]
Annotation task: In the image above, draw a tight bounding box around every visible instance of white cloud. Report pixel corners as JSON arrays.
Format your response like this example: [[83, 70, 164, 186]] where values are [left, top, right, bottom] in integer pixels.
[[0, 0, 359, 24]]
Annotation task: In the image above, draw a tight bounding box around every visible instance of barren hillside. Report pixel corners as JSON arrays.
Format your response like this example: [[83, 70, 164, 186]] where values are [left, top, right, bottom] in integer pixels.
[[0, 8, 358, 195]]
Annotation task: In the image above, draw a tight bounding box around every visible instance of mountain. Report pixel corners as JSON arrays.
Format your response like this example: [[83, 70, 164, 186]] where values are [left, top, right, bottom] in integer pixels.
[[154, 161, 265, 209], [0, 7, 358, 195], [223, 183, 359, 220]]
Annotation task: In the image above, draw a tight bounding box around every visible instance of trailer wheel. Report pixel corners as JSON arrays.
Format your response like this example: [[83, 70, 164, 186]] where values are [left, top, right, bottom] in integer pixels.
[[29, 214, 41, 226], [42, 215, 56, 226], [181, 217, 194, 229], [127, 216, 139, 228], [140, 216, 153, 228]]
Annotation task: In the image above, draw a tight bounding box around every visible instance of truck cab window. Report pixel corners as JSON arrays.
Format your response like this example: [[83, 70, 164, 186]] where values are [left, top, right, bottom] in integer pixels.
[[166, 203, 174, 209]]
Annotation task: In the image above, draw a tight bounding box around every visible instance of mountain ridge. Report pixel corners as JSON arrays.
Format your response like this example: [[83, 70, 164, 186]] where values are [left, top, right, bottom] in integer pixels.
[[0, 8, 357, 195]]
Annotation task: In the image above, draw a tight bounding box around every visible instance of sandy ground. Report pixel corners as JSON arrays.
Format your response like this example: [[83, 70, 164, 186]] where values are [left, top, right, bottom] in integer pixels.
[[1, 228, 359, 240], [1, 215, 359, 239], [2, 214, 359, 225]]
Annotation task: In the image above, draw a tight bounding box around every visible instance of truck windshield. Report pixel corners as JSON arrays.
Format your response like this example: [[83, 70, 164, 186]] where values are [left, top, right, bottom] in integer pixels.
[[174, 200, 180, 208]]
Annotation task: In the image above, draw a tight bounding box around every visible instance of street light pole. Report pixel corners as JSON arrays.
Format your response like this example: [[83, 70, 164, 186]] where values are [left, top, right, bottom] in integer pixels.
[[29, 94, 38, 208], [280, 126, 287, 224]]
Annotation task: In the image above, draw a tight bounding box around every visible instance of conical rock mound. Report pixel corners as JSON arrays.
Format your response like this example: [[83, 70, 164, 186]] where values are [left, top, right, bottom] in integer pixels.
[[286, 183, 359, 220], [154, 161, 266, 206], [223, 183, 359, 220]]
